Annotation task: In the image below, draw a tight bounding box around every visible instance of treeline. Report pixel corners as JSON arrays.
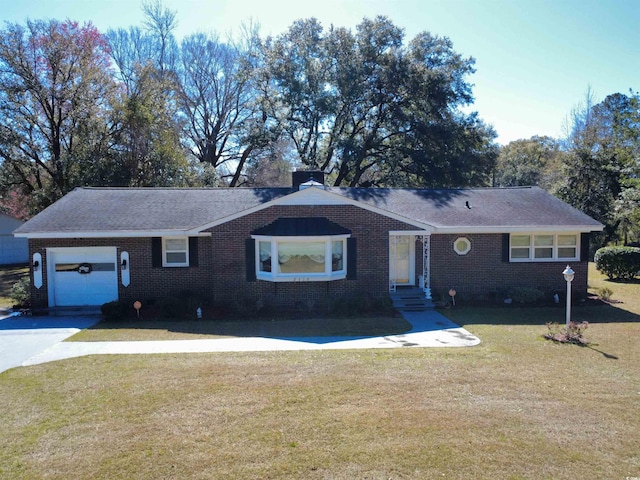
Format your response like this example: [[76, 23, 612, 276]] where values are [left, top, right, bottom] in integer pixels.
[[0, 2, 638, 248], [494, 89, 640, 246], [0, 2, 497, 216]]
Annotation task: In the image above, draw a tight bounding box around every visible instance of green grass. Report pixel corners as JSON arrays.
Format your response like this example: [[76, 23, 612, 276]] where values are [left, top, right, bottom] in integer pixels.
[[588, 260, 640, 312], [69, 314, 413, 341], [1, 263, 639, 479], [0, 265, 28, 309]]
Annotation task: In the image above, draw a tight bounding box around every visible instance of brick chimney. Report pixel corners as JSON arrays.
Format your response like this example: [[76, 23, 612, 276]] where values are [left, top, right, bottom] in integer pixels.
[[292, 170, 325, 190]]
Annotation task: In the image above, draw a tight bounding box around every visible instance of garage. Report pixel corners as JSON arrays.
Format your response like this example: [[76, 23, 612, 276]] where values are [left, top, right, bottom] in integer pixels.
[[47, 247, 118, 307]]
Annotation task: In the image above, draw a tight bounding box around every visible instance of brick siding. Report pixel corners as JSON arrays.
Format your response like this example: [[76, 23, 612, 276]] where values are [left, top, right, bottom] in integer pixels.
[[28, 205, 416, 309], [28, 210, 589, 309], [428, 233, 588, 302]]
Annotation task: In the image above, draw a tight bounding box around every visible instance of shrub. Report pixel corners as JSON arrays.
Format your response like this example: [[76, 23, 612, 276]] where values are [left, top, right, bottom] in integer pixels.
[[507, 286, 545, 304], [292, 299, 316, 314], [101, 300, 130, 321], [597, 286, 613, 302], [594, 246, 640, 280], [329, 295, 393, 316], [230, 295, 264, 317], [371, 296, 395, 314], [329, 296, 352, 315], [159, 296, 184, 318], [10, 277, 30, 307], [176, 290, 201, 313], [544, 321, 589, 345], [350, 295, 374, 312]]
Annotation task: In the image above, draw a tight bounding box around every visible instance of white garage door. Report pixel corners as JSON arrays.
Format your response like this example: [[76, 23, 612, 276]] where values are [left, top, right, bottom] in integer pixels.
[[48, 247, 118, 307]]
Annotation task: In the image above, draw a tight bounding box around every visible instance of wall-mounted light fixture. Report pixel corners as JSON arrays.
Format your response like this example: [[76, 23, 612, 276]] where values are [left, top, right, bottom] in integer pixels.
[[120, 251, 130, 287]]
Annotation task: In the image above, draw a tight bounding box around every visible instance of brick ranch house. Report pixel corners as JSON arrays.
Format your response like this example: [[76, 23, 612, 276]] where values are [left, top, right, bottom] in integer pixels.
[[14, 173, 603, 310]]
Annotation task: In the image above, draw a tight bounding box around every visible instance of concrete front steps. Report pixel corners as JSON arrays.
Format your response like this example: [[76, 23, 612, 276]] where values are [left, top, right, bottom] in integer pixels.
[[390, 287, 435, 312]]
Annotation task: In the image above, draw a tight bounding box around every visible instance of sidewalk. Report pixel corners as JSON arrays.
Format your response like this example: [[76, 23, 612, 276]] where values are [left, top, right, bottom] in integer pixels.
[[20, 309, 480, 367]]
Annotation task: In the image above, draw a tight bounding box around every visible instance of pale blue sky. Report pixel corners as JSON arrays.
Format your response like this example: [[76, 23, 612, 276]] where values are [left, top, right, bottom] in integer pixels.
[[2, 0, 639, 144]]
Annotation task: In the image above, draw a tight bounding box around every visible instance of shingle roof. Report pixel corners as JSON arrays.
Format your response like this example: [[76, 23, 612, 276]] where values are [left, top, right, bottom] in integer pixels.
[[15, 187, 290, 235], [252, 217, 351, 236], [331, 186, 603, 229], [14, 185, 602, 237]]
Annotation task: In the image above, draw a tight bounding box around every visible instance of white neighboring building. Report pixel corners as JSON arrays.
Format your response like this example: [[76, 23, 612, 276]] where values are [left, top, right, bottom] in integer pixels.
[[0, 213, 28, 265]]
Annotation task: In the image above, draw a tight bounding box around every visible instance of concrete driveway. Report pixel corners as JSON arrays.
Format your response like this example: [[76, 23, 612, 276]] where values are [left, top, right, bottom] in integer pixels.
[[2, 309, 480, 371], [0, 313, 100, 373]]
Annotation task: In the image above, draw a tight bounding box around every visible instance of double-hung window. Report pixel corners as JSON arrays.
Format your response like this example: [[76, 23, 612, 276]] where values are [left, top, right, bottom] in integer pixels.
[[163, 237, 189, 267], [557, 234, 578, 258], [510, 233, 579, 262]]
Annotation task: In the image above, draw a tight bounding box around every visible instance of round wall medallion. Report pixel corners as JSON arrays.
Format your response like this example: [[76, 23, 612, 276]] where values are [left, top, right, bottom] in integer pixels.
[[453, 237, 471, 255]]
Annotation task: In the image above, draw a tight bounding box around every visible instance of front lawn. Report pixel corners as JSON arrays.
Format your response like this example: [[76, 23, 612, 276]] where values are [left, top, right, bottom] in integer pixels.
[[68, 314, 413, 341], [2, 319, 639, 479], [588, 260, 640, 312], [1, 263, 639, 479]]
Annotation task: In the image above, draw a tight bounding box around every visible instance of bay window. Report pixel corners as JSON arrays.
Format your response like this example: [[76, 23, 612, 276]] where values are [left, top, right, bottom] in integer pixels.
[[254, 235, 348, 281]]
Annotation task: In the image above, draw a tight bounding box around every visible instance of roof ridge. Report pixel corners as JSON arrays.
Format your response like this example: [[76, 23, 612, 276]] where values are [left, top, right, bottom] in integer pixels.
[[326, 185, 541, 192], [76, 186, 292, 191], [75, 185, 538, 193]]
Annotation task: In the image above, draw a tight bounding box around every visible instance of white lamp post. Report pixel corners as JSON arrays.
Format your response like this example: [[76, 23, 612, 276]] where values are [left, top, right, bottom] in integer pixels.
[[562, 265, 575, 327]]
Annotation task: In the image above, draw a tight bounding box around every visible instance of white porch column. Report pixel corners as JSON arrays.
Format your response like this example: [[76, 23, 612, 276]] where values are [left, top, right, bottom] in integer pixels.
[[420, 234, 432, 299], [389, 235, 398, 292]]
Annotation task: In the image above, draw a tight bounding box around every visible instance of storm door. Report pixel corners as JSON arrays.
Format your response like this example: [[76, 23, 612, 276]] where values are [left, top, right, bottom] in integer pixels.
[[389, 235, 415, 289]]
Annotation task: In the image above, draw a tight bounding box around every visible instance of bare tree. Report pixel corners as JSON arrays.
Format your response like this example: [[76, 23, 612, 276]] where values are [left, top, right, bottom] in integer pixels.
[[0, 20, 117, 211], [142, 0, 179, 73]]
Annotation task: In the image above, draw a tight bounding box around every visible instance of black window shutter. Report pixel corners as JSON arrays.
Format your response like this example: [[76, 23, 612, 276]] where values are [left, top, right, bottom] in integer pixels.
[[502, 233, 510, 263], [152, 237, 162, 268], [580, 233, 590, 261], [347, 237, 357, 280], [246, 238, 256, 282], [189, 237, 199, 267]]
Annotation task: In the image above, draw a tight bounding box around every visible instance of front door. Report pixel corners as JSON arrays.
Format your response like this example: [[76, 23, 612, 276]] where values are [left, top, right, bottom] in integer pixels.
[[389, 235, 415, 287]]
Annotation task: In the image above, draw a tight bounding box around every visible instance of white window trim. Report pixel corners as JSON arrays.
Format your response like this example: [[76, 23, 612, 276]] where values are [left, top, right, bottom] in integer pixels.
[[509, 233, 580, 262], [253, 234, 349, 282], [162, 236, 189, 267], [453, 237, 471, 255]]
